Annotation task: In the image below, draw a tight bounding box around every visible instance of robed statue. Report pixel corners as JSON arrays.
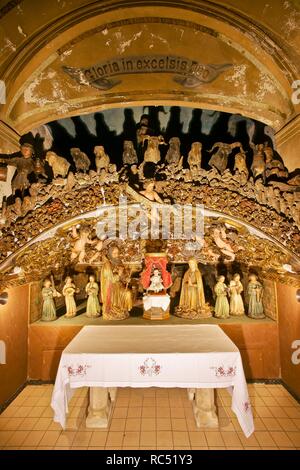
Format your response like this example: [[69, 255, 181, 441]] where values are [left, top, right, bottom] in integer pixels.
[[175, 258, 211, 319], [100, 245, 132, 320]]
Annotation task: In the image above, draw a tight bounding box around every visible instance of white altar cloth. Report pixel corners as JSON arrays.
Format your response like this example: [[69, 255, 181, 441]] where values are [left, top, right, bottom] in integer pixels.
[[51, 324, 254, 437], [143, 294, 170, 311]]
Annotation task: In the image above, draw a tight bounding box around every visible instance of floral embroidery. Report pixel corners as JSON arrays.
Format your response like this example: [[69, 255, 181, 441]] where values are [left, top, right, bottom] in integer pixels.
[[244, 401, 251, 412], [139, 358, 161, 376], [64, 364, 91, 377], [210, 365, 237, 377]]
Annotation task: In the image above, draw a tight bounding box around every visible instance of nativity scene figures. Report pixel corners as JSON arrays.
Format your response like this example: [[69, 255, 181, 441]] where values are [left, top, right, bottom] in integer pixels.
[[63, 276, 78, 318], [187, 142, 202, 176], [208, 142, 242, 174], [41, 278, 61, 322], [247, 274, 265, 319], [229, 273, 245, 316], [214, 275, 230, 319], [0, 112, 299, 322], [175, 258, 211, 319], [100, 245, 133, 320], [85, 275, 101, 318], [0, 142, 37, 196]]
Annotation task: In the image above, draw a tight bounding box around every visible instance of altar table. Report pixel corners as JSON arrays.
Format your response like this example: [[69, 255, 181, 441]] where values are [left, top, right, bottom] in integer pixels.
[[51, 325, 254, 437]]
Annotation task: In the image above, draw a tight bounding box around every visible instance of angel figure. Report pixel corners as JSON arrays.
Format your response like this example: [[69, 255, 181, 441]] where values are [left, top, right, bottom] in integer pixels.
[[212, 226, 235, 262], [70, 225, 96, 263], [140, 181, 163, 203]]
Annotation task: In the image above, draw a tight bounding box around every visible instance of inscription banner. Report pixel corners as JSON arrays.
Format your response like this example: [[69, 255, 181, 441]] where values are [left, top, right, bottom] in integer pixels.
[[63, 55, 232, 90]]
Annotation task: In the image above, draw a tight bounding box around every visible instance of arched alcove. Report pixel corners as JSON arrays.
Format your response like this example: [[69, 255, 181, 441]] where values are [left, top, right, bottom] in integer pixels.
[[0, 0, 299, 427]]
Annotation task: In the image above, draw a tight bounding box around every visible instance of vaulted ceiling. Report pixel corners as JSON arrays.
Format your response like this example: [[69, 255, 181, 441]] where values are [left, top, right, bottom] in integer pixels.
[[0, 0, 299, 168]]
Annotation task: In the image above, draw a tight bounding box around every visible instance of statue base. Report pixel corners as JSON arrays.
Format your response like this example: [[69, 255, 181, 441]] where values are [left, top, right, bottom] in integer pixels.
[[175, 304, 212, 320], [143, 307, 170, 321], [143, 294, 170, 321]]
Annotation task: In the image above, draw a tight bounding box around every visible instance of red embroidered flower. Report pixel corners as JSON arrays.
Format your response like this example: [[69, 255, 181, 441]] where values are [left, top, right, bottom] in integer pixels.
[[139, 358, 161, 376], [65, 364, 90, 377], [227, 367, 236, 377], [211, 365, 237, 377], [244, 401, 251, 412]]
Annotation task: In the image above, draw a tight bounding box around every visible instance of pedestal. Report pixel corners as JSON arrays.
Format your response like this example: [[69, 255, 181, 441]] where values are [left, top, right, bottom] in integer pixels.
[[188, 388, 219, 428], [143, 294, 170, 320], [86, 387, 117, 428]]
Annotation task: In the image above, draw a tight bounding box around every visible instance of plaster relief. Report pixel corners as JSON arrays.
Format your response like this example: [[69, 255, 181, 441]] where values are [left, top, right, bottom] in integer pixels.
[[63, 55, 232, 91]]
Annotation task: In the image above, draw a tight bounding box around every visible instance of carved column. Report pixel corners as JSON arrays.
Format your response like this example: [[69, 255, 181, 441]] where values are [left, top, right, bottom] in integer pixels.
[[188, 388, 219, 428], [86, 387, 117, 428]]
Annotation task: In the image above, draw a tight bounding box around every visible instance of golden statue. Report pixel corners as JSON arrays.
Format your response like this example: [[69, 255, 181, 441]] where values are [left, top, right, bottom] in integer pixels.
[[142, 135, 166, 164], [187, 142, 202, 175], [94, 145, 110, 174], [175, 258, 211, 319], [100, 245, 132, 320]]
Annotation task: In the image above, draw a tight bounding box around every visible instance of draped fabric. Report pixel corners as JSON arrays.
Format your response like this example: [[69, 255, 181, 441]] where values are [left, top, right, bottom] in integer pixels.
[[179, 269, 205, 310], [140, 256, 172, 289], [51, 325, 254, 438], [100, 259, 132, 320]]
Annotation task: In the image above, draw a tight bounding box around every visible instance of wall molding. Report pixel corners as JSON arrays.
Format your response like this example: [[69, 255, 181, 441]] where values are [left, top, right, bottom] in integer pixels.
[[275, 114, 300, 147], [0, 120, 20, 153]]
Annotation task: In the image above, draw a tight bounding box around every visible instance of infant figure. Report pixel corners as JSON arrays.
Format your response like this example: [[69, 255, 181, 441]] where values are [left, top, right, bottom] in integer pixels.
[[148, 268, 164, 293]]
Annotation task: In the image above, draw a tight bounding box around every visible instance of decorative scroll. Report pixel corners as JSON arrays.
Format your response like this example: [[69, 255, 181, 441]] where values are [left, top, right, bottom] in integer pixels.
[[63, 56, 231, 90]]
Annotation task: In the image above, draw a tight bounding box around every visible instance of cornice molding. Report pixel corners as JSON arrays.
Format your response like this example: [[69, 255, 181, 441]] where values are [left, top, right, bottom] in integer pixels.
[[0, 120, 20, 152], [275, 114, 300, 147], [0, 0, 23, 20]]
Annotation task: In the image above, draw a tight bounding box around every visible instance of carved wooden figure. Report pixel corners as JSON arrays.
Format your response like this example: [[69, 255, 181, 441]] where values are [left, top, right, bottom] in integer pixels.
[[70, 148, 90, 173], [63, 276, 78, 318]]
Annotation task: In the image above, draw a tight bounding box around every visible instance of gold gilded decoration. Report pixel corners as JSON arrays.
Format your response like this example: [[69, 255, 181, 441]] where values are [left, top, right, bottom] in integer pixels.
[[0, 133, 299, 291]]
